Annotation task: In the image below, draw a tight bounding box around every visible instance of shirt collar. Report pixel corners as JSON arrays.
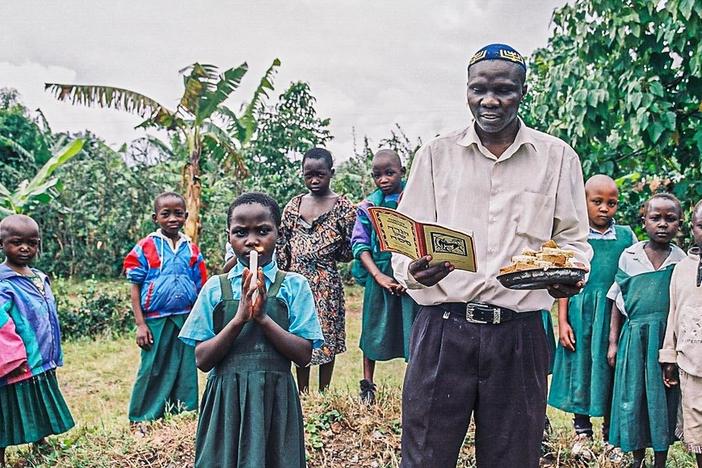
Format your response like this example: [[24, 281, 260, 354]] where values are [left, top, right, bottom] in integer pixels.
[[227, 256, 278, 284], [589, 219, 616, 236], [627, 241, 684, 270], [457, 117, 536, 161]]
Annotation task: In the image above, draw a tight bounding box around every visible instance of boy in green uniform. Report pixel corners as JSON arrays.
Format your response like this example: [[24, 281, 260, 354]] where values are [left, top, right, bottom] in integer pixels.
[[548, 175, 636, 458], [351, 149, 419, 404], [123, 192, 207, 423]]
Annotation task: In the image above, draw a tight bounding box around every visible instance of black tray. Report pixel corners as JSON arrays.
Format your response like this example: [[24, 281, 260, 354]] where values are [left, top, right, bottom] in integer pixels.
[[497, 267, 587, 290]]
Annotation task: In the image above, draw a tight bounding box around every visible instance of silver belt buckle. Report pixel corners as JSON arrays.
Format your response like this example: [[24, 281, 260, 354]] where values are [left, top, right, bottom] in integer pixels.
[[465, 303, 487, 323], [465, 303, 502, 324]]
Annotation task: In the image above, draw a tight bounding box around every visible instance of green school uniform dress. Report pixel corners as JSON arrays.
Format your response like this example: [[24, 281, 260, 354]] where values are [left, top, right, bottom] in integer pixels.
[[352, 188, 419, 362], [179, 261, 323, 468], [608, 245, 683, 452], [549, 225, 635, 415]]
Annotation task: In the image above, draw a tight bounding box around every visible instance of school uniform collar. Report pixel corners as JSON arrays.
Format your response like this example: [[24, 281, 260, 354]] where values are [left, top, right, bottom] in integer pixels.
[[227, 257, 278, 284], [457, 117, 536, 162], [589, 219, 616, 237], [624, 240, 685, 271]]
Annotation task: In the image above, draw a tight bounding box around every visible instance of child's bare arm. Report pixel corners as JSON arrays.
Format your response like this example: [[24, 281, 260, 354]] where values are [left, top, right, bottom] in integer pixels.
[[359, 251, 405, 294], [130, 283, 153, 350], [607, 302, 623, 367], [557, 298, 575, 351], [195, 315, 246, 372]]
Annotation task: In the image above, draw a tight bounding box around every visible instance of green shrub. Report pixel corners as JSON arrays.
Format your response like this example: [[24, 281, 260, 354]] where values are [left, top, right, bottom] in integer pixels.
[[54, 279, 133, 340]]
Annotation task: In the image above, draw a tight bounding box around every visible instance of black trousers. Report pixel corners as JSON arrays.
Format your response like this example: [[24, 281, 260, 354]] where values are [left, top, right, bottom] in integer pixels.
[[400, 305, 550, 468]]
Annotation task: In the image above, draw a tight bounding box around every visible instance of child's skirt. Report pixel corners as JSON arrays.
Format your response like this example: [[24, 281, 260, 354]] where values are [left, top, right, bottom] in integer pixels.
[[677, 369, 702, 454], [129, 314, 198, 422], [0, 369, 74, 447], [359, 257, 418, 362]]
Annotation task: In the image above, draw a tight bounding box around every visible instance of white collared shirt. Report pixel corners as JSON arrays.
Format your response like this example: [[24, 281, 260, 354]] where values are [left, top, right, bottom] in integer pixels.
[[606, 240, 686, 315], [391, 119, 592, 313], [588, 221, 618, 240]]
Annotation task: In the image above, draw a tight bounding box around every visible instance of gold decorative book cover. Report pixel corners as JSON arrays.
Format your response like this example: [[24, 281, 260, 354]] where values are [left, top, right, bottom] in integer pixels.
[[367, 207, 477, 272]]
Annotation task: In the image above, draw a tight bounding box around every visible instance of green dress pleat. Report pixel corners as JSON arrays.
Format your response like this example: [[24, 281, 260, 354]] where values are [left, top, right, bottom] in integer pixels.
[[358, 194, 419, 362], [608, 266, 680, 452], [549, 226, 634, 415], [128, 314, 198, 422], [195, 272, 306, 468], [0, 369, 74, 447], [360, 255, 419, 361]]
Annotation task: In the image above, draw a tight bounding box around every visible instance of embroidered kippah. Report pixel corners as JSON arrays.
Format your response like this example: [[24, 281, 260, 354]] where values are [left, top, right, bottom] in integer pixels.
[[468, 43, 526, 70]]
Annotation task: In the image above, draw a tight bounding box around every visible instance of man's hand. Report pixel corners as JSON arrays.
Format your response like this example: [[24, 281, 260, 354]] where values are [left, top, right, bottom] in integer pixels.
[[662, 363, 679, 388], [408, 256, 454, 287], [558, 322, 576, 352], [547, 281, 584, 299], [136, 323, 154, 350], [375, 272, 406, 295]]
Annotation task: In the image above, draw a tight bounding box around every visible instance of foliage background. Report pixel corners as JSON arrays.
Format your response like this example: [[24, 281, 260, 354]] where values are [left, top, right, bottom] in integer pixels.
[[523, 0, 702, 240]]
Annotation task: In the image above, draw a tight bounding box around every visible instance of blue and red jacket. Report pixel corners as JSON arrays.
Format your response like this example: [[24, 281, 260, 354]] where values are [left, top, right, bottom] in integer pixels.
[[123, 231, 207, 319], [0, 264, 63, 387]]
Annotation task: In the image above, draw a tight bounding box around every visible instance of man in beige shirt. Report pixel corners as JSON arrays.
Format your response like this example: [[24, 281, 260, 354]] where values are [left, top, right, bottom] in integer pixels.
[[392, 43, 591, 468]]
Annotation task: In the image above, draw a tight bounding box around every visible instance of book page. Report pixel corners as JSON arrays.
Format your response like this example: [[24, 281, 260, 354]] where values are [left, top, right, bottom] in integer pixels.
[[367, 207, 422, 260], [421, 224, 477, 272]]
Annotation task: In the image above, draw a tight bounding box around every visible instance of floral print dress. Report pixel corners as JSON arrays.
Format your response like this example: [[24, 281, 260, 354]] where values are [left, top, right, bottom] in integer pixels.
[[277, 194, 356, 365]]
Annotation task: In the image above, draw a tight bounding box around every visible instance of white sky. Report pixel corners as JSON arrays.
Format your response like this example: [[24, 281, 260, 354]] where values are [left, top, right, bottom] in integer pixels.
[[1, 0, 564, 160]]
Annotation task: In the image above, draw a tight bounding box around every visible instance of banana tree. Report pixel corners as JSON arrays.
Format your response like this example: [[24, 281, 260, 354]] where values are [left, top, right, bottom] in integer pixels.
[[0, 138, 85, 215], [45, 59, 280, 242]]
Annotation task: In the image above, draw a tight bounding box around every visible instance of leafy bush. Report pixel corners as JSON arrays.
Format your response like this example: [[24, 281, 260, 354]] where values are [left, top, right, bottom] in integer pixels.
[[53, 279, 133, 340], [33, 136, 179, 278]]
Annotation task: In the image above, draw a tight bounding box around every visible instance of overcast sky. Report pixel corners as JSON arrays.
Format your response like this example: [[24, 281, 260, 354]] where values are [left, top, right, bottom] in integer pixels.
[[1, 0, 564, 161]]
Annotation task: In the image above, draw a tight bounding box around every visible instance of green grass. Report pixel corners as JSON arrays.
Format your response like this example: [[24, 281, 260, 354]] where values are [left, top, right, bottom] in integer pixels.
[[3, 283, 698, 467]]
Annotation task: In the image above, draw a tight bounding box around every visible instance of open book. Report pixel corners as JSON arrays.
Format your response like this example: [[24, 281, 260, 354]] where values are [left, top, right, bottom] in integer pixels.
[[367, 207, 477, 272]]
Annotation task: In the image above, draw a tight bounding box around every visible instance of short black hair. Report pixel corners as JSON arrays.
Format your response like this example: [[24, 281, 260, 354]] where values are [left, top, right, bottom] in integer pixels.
[[0, 214, 40, 240], [302, 147, 334, 170], [227, 192, 281, 228], [642, 192, 682, 218], [373, 148, 402, 167], [154, 192, 186, 212]]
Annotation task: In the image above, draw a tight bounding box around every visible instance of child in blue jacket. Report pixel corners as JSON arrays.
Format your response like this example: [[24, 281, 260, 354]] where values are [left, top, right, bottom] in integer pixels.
[[123, 192, 207, 422], [0, 215, 74, 465]]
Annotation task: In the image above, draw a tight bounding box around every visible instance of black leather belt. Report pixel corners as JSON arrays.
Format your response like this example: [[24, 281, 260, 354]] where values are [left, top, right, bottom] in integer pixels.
[[442, 302, 538, 324]]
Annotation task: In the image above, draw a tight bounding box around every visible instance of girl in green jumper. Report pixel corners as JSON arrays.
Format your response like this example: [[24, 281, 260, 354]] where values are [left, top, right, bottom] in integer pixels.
[[179, 193, 323, 468], [607, 193, 685, 468], [351, 149, 419, 404], [548, 175, 636, 456]]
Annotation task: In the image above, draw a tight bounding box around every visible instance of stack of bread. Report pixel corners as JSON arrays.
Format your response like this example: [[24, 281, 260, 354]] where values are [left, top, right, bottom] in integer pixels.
[[499, 240, 577, 275]]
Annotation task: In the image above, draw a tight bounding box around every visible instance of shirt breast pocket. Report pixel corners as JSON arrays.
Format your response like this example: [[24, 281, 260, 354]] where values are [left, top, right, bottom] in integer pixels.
[[516, 191, 555, 244]]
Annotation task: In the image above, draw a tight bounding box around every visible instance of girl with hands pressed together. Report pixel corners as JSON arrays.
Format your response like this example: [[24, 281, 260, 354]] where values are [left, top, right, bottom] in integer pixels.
[[179, 192, 323, 468]]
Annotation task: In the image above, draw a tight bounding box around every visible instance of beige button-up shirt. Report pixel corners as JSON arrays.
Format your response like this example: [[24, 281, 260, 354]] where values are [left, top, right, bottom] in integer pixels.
[[391, 119, 592, 312]]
